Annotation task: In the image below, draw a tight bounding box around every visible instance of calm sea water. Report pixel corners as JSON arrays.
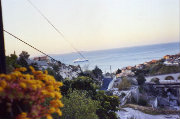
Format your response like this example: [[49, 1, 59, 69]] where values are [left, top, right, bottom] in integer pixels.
[[53, 42, 180, 73]]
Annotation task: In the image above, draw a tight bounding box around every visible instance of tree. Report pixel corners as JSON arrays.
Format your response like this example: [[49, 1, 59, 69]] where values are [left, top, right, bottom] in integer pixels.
[[61, 76, 99, 97], [17, 51, 30, 67], [60, 76, 120, 119], [19, 51, 30, 59], [116, 69, 122, 74], [71, 76, 99, 98], [95, 91, 119, 119], [136, 74, 146, 85], [92, 66, 103, 79], [61, 90, 99, 119], [6, 54, 20, 73], [46, 68, 63, 81], [52, 64, 60, 72]]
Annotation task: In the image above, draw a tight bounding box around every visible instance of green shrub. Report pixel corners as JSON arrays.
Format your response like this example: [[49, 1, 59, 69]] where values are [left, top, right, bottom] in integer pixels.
[[61, 90, 99, 119], [136, 74, 146, 85], [117, 77, 131, 91], [95, 91, 119, 119]]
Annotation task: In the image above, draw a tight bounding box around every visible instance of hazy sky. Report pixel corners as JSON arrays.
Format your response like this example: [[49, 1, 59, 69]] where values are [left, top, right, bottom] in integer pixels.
[[2, 0, 180, 57]]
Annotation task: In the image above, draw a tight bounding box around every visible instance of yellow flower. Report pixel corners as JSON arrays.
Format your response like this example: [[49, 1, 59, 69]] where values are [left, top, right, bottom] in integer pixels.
[[56, 82, 63, 87], [20, 67, 27, 72], [5, 75, 11, 81], [46, 115, 53, 119], [34, 71, 43, 75], [50, 100, 64, 108], [55, 92, 62, 99], [24, 74, 31, 80], [0, 80, 7, 88], [49, 107, 56, 113], [0, 87, 4, 92], [14, 67, 27, 72], [20, 112, 27, 117], [0, 74, 6, 78], [19, 82, 27, 89], [0, 67, 63, 118], [29, 66, 35, 72], [47, 92, 55, 98], [36, 84, 42, 89], [16, 112, 28, 119], [41, 90, 48, 95], [56, 109, 62, 116], [31, 85, 37, 90], [44, 70, 48, 75], [46, 86, 54, 91]]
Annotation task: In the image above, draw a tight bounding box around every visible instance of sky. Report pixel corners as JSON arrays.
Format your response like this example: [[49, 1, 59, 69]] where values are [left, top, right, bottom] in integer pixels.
[[2, 0, 180, 57]]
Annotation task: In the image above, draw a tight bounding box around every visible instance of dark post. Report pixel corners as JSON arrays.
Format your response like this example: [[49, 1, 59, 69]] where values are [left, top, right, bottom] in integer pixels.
[[0, 0, 6, 74]]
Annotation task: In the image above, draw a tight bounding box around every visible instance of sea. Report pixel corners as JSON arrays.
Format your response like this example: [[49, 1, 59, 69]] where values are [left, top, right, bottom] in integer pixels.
[[53, 42, 180, 73]]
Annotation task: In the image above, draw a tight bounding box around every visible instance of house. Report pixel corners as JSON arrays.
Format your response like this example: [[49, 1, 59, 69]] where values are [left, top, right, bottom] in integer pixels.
[[135, 64, 144, 69], [151, 60, 158, 63], [164, 55, 170, 60], [35, 61, 48, 70], [33, 56, 50, 63], [27, 59, 49, 70], [126, 66, 133, 70]]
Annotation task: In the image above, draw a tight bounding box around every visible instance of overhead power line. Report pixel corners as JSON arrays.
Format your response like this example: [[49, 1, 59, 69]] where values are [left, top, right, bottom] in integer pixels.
[[26, 0, 87, 59], [4, 30, 60, 63]]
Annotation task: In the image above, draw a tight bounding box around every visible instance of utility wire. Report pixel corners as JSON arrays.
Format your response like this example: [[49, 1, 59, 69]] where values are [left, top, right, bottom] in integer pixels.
[[4, 30, 60, 63], [26, 0, 87, 59]]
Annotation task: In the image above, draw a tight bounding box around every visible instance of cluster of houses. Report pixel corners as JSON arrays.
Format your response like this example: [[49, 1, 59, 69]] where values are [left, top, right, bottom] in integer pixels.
[[163, 54, 180, 66], [27, 56, 81, 79], [27, 56, 50, 70], [115, 54, 180, 78]]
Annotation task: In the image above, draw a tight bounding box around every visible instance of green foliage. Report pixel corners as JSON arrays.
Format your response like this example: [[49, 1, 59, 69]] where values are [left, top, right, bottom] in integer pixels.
[[52, 64, 60, 72], [61, 76, 99, 98], [71, 76, 99, 96], [61, 77, 120, 119], [136, 74, 146, 85], [17, 51, 30, 68], [79, 66, 103, 84], [6, 54, 20, 73], [117, 77, 131, 91], [132, 69, 149, 76], [46, 68, 63, 81], [60, 79, 72, 96], [92, 66, 103, 79], [147, 63, 180, 75], [116, 69, 122, 74], [19, 51, 30, 59], [79, 70, 95, 79], [61, 90, 99, 119], [95, 91, 119, 119]]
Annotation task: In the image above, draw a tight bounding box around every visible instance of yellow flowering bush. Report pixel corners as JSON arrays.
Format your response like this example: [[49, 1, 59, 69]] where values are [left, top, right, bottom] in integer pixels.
[[0, 66, 63, 119]]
